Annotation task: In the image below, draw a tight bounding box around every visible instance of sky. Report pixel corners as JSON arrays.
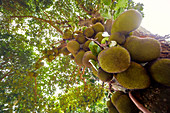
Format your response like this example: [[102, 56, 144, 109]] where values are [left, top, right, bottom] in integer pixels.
[[133, 0, 170, 36]]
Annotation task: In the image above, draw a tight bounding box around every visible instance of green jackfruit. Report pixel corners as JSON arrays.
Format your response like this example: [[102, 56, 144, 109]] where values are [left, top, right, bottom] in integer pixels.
[[82, 40, 91, 51], [109, 32, 126, 44], [76, 33, 86, 44], [111, 91, 125, 105], [53, 48, 59, 54], [82, 51, 97, 68], [98, 67, 113, 82], [74, 50, 85, 66], [116, 62, 150, 89], [98, 46, 130, 73], [149, 59, 170, 86], [107, 100, 119, 113], [63, 29, 72, 39], [111, 9, 142, 34], [83, 27, 94, 38], [67, 40, 80, 54], [124, 36, 161, 62], [92, 22, 105, 33], [28, 72, 34, 77], [60, 47, 70, 55], [48, 55, 54, 60], [94, 32, 104, 43], [47, 50, 53, 55], [104, 19, 113, 35], [111, 91, 138, 113]]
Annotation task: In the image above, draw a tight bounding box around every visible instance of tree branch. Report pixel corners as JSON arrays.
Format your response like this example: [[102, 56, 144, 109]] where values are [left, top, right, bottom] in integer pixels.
[[10, 16, 63, 35], [34, 77, 37, 105], [0, 70, 13, 81], [129, 91, 151, 113]]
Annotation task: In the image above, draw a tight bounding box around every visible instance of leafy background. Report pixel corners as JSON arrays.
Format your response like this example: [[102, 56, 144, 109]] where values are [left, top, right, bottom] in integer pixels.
[[0, 0, 144, 112]]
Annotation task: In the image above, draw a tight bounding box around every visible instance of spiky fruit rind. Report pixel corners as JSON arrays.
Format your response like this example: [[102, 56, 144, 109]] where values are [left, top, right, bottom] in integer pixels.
[[94, 32, 104, 43], [98, 68, 113, 82], [98, 46, 130, 73], [83, 27, 94, 38], [111, 9, 142, 34], [109, 32, 126, 44], [76, 33, 86, 44], [67, 40, 80, 54], [48, 55, 54, 60], [53, 48, 59, 54], [107, 100, 119, 113], [111, 91, 138, 113], [82, 51, 97, 68], [115, 95, 138, 113], [60, 47, 70, 55], [28, 72, 34, 77], [92, 22, 105, 33], [47, 50, 53, 55], [149, 59, 170, 86], [82, 40, 91, 51], [75, 50, 85, 66], [124, 36, 161, 62], [63, 29, 72, 39], [116, 62, 150, 89], [111, 91, 124, 105]]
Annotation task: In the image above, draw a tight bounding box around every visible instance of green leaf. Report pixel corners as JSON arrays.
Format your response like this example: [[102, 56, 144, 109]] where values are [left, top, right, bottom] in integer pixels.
[[89, 41, 101, 56], [100, 9, 111, 19], [114, 0, 128, 10], [101, 37, 109, 44], [102, 0, 112, 6]]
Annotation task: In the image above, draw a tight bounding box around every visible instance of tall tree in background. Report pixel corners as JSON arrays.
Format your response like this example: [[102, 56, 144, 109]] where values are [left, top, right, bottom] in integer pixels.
[[0, 0, 169, 113]]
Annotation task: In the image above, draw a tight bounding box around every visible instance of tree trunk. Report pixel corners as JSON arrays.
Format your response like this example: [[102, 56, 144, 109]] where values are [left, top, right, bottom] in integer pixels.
[[132, 26, 170, 113]]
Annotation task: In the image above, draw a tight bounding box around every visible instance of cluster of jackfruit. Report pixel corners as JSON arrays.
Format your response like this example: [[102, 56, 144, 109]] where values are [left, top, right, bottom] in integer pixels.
[[61, 9, 169, 112], [61, 9, 169, 90]]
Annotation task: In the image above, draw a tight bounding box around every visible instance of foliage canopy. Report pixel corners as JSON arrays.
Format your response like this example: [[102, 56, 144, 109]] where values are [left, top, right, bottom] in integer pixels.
[[0, 0, 144, 112]]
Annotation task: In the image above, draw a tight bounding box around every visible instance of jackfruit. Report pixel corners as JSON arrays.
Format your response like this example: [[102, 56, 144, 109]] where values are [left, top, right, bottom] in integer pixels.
[[94, 32, 104, 43], [47, 50, 53, 55], [111, 91, 138, 113], [67, 40, 80, 54], [98, 46, 130, 73], [116, 62, 150, 89], [48, 55, 54, 60], [111, 9, 142, 35], [109, 32, 126, 44], [82, 40, 91, 51], [98, 67, 113, 82], [60, 47, 70, 55], [63, 29, 72, 39], [76, 33, 86, 44], [92, 22, 105, 33], [83, 27, 94, 38], [74, 50, 85, 66], [107, 100, 119, 113], [82, 51, 97, 67], [124, 36, 161, 62], [149, 59, 170, 86]]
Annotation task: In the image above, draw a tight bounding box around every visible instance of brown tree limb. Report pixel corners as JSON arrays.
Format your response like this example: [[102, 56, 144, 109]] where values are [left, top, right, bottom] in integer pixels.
[[34, 77, 37, 105], [10, 16, 63, 34], [70, 66, 78, 81], [129, 91, 151, 113], [0, 70, 13, 81]]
